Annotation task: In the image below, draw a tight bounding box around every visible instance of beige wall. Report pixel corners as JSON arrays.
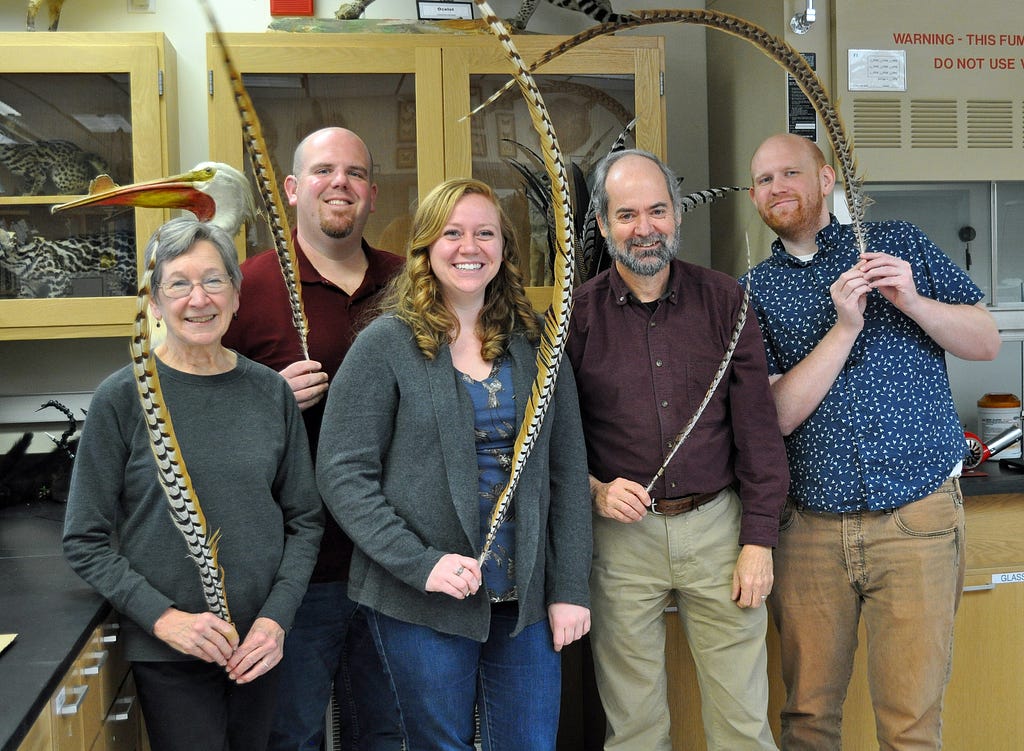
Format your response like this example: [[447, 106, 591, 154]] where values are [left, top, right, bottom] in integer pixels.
[[706, 0, 835, 276]]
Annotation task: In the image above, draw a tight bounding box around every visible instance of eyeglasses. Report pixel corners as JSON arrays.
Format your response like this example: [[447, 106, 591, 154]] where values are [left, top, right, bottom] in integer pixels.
[[157, 275, 231, 299]]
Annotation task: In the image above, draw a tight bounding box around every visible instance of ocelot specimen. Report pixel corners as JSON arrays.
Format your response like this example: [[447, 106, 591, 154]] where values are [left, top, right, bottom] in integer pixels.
[[0, 226, 135, 298], [0, 140, 110, 196]]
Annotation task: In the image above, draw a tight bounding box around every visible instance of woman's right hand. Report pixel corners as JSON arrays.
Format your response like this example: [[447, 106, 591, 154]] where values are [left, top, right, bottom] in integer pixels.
[[426, 553, 482, 600], [153, 607, 240, 665]]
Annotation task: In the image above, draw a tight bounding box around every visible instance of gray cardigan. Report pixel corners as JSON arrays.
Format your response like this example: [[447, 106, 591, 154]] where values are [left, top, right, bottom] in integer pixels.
[[63, 356, 323, 662], [317, 315, 592, 641]]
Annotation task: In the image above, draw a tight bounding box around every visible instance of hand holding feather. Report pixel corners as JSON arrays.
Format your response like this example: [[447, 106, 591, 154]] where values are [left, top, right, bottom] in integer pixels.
[[153, 607, 239, 665], [590, 476, 650, 523], [227, 616, 286, 684], [426, 553, 482, 600], [277, 359, 330, 412]]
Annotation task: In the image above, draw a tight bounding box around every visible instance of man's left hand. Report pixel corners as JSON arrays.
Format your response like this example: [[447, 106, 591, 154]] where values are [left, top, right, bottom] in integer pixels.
[[731, 544, 774, 609], [858, 251, 920, 313]]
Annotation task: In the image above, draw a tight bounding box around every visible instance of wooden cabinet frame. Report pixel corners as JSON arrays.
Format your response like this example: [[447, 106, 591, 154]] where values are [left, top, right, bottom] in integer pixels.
[[0, 33, 177, 341]]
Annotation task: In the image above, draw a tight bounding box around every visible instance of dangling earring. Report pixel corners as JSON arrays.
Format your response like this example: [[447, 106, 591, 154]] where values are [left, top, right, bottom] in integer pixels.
[[155, 319, 161, 328]]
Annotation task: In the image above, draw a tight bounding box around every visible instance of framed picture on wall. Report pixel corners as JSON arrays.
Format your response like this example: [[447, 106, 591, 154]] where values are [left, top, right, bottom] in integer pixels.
[[496, 111, 516, 158], [396, 145, 416, 169], [397, 100, 416, 143]]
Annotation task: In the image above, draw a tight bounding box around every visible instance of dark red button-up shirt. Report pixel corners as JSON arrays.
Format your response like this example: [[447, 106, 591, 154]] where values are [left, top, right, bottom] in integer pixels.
[[223, 230, 404, 580], [565, 260, 788, 547]]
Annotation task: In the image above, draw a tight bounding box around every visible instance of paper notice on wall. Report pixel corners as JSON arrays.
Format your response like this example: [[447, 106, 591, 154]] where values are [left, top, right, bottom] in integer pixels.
[[849, 49, 907, 91]]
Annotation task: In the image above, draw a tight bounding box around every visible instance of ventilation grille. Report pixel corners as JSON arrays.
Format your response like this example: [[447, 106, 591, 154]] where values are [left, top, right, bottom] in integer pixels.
[[852, 98, 902, 148], [966, 100, 1013, 148], [910, 100, 958, 148]]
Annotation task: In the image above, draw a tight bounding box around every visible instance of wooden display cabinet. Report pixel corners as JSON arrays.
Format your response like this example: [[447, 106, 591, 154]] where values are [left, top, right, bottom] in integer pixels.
[[0, 33, 177, 341], [206, 30, 665, 298]]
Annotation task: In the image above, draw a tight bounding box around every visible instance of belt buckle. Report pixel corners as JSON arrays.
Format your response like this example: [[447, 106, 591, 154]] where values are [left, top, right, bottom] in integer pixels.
[[650, 494, 691, 516]]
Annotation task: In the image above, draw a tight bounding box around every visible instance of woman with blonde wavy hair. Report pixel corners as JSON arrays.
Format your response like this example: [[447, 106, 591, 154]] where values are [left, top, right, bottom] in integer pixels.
[[317, 178, 592, 750]]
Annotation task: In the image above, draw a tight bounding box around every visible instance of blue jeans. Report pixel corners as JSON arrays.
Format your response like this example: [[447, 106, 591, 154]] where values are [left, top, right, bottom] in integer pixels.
[[368, 604, 561, 751], [268, 581, 403, 751]]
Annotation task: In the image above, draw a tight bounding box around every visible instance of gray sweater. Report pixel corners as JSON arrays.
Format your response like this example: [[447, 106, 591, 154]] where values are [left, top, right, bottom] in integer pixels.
[[63, 355, 323, 662], [317, 316, 592, 642]]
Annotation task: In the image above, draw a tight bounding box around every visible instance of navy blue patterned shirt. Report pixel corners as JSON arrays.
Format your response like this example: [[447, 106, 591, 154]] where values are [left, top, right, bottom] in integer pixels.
[[741, 215, 984, 512]]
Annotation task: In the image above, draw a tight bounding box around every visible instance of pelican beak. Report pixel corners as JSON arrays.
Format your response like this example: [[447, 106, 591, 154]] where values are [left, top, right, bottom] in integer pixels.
[[51, 168, 217, 223]]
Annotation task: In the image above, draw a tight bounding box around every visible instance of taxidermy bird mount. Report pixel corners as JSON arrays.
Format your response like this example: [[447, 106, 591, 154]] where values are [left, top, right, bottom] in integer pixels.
[[51, 163, 258, 239], [26, 0, 66, 31]]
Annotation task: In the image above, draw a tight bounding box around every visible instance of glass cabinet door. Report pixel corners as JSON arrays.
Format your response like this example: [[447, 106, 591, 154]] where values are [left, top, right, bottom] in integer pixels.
[[207, 33, 444, 261], [445, 37, 665, 289], [0, 33, 175, 340], [207, 32, 666, 290]]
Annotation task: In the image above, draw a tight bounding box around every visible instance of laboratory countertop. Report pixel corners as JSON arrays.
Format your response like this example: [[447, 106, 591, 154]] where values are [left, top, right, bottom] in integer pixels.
[[0, 501, 108, 751]]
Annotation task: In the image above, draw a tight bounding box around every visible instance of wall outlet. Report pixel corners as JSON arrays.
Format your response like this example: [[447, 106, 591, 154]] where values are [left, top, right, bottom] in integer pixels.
[[127, 0, 155, 13]]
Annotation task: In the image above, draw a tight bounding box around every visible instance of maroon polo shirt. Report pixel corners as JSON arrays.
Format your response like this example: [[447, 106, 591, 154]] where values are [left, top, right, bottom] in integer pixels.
[[222, 230, 404, 581], [565, 259, 789, 547]]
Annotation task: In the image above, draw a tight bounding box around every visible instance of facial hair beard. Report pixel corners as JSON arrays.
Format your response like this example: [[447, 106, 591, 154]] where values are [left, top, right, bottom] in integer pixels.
[[319, 203, 356, 240], [761, 191, 824, 242], [607, 230, 679, 277]]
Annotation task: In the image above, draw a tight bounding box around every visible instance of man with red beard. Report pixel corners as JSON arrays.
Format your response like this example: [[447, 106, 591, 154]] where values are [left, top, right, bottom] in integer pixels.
[[744, 133, 1000, 750], [223, 127, 404, 750], [566, 149, 789, 750]]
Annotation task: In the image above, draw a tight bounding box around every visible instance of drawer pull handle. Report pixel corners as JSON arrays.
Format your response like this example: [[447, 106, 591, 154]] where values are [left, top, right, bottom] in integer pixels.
[[81, 650, 109, 675], [100, 623, 121, 644], [57, 685, 89, 715], [963, 583, 995, 592], [108, 695, 136, 722]]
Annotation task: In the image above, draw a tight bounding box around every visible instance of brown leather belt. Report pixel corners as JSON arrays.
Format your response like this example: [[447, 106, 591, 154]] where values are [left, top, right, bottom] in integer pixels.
[[650, 490, 722, 516]]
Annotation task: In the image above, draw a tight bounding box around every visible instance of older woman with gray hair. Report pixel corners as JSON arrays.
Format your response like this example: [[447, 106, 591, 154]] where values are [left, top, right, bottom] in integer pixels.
[[63, 216, 323, 751]]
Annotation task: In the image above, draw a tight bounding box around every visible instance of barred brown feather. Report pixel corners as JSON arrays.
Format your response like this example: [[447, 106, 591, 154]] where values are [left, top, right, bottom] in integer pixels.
[[522, 9, 868, 251], [200, 0, 310, 358], [471, 0, 577, 565], [130, 252, 233, 626]]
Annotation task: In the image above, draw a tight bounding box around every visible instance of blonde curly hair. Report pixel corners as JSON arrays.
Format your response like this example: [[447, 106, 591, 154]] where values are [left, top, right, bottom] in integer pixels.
[[383, 178, 540, 361]]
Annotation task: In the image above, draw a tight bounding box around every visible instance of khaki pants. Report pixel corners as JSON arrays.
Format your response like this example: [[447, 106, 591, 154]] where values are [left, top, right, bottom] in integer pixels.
[[771, 480, 965, 750], [590, 489, 778, 751]]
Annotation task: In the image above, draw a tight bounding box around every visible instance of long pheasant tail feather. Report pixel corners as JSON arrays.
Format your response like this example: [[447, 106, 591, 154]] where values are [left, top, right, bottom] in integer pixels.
[[471, 0, 576, 565], [199, 0, 310, 358], [646, 282, 750, 494], [526, 9, 867, 251], [646, 214, 756, 493], [131, 252, 234, 629], [680, 185, 748, 213]]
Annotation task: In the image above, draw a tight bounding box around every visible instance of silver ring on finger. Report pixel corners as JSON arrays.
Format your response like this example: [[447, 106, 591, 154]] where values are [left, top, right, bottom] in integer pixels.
[[454, 565, 465, 576]]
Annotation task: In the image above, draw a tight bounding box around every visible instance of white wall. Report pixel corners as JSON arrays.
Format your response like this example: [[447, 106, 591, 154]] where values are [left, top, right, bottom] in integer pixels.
[[0, 0, 711, 448]]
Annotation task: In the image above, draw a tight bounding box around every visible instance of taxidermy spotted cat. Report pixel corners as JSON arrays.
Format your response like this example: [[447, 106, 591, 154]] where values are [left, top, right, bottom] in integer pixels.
[[0, 140, 110, 196], [334, 0, 632, 30], [0, 225, 135, 298]]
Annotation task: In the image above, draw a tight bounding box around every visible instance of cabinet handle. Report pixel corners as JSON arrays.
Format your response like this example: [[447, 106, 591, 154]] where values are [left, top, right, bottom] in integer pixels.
[[100, 622, 121, 644], [963, 583, 995, 592], [81, 650, 109, 675], [108, 696, 136, 722], [57, 685, 89, 715]]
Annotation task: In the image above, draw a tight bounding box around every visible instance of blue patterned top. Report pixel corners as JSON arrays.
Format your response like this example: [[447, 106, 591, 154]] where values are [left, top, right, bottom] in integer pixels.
[[458, 356, 517, 601], [741, 216, 984, 512]]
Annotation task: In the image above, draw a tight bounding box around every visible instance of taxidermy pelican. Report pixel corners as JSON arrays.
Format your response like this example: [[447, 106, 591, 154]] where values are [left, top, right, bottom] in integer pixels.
[[51, 162, 258, 238]]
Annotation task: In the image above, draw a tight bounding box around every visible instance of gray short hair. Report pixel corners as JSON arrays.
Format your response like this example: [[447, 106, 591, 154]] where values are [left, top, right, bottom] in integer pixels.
[[144, 216, 242, 291], [590, 149, 683, 227]]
